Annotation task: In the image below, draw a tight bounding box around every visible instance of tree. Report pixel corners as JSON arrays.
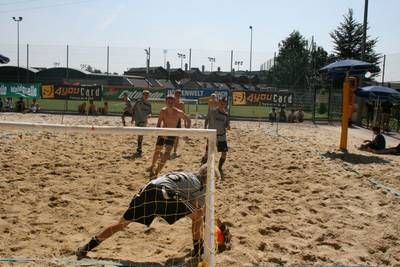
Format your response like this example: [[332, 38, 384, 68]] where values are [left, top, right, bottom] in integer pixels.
[[330, 9, 380, 66], [271, 31, 310, 89]]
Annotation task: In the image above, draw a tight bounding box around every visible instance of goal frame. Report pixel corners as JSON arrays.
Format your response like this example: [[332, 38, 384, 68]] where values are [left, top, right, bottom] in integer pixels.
[[0, 121, 217, 267]]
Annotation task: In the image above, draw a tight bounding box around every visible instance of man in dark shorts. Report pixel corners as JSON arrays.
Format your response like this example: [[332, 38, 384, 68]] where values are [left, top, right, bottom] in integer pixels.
[[132, 90, 152, 156], [147, 94, 191, 177], [76, 165, 213, 260], [201, 98, 230, 178], [172, 89, 185, 159]]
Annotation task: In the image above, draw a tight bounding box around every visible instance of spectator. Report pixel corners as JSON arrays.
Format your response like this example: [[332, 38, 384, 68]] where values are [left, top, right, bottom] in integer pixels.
[[78, 102, 87, 115], [88, 100, 97, 115], [5, 97, 14, 112], [358, 126, 386, 152], [30, 98, 40, 113], [16, 97, 25, 113], [279, 106, 287, 122], [268, 108, 277, 122], [97, 102, 109, 115], [0, 97, 3, 112], [296, 108, 304, 123], [288, 109, 296, 123]]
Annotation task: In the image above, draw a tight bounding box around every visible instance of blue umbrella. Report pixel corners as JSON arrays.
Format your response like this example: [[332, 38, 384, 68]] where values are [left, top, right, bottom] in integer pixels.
[[319, 59, 379, 75], [356, 85, 400, 102], [0, 54, 10, 64]]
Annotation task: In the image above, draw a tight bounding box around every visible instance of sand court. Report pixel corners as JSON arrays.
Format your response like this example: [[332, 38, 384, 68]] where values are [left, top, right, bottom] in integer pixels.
[[1, 113, 400, 266]]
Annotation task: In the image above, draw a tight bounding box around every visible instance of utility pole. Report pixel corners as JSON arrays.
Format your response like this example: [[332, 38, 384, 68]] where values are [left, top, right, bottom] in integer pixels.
[[361, 0, 369, 60]]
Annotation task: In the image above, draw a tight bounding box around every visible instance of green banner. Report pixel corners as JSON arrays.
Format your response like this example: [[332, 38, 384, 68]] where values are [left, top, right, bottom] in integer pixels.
[[0, 82, 40, 98], [103, 86, 165, 100]]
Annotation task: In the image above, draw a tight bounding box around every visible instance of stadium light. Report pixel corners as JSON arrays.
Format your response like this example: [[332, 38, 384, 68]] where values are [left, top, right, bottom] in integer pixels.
[[12, 16, 23, 81], [163, 49, 168, 69], [234, 60, 243, 71], [249, 25, 253, 72], [208, 57, 215, 72], [144, 48, 151, 88], [177, 53, 186, 69]]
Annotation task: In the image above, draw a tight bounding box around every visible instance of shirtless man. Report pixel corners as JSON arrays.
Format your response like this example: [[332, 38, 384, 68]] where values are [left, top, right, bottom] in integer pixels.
[[147, 94, 191, 177], [208, 93, 219, 112], [172, 89, 185, 159]]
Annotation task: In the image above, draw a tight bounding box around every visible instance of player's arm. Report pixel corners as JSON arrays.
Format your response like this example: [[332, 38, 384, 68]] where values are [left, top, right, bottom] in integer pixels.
[[157, 109, 164, 128], [178, 109, 191, 128]]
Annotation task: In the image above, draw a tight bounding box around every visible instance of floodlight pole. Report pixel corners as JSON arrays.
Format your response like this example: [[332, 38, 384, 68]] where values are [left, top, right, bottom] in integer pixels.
[[12, 16, 23, 82], [249, 25, 253, 72], [208, 57, 215, 72], [178, 53, 186, 69]]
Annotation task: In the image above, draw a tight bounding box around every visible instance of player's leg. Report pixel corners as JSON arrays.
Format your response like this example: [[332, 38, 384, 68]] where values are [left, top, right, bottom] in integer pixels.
[[218, 152, 227, 178], [148, 146, 162, 176], [156, 144, 173, 175], [200, 142, 209, 165], [121, 111, 127, 126], [76, 218, 131, 260], [136, 135, 144, 156], [172, 137, 179, 158], [155, 138, 175, 175], [187, 209, 204, 257]]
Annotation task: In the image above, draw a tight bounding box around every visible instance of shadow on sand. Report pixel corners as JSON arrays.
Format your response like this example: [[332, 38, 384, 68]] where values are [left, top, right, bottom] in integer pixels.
[[321, 151, 391, 165]]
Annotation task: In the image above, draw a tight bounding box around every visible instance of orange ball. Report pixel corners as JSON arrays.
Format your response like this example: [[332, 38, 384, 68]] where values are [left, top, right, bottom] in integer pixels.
[[215, 226, 224, 245]]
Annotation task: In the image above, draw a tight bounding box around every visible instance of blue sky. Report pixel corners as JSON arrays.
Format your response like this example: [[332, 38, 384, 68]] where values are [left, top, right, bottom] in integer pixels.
[[1, 0, 399, 80]]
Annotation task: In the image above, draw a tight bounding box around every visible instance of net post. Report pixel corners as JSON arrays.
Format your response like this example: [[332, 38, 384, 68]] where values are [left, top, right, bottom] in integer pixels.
[[204, 130, 216, 267]]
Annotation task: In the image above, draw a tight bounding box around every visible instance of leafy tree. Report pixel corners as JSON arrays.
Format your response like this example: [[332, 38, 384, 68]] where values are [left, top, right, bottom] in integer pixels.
[[271, 31, 310, 89], [330, 8, 380, 66]]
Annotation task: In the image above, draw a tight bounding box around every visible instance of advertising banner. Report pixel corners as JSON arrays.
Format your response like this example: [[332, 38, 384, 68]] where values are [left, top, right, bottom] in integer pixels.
[[166, 88, 229, 104], [232, 91, 293, 106], [103, 86, 165, 100], [41, 85, 102, 100], [0, 82, 40, 98]]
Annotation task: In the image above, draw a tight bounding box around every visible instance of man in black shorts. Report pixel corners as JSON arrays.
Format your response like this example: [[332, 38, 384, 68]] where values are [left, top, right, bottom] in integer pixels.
[[147, 95, 191, 177], [76, 165, 214, 260], [201, 98, 230, 178]]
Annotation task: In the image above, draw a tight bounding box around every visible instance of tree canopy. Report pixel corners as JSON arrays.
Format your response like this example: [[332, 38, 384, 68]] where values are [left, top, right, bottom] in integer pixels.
[[330, 8, 380, 66]]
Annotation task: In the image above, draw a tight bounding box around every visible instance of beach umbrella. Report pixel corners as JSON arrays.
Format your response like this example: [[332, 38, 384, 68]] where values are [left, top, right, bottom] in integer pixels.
[[356, 85, 400, 102], [0, 54, 10, 64], [319, 59, 379, 76]]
